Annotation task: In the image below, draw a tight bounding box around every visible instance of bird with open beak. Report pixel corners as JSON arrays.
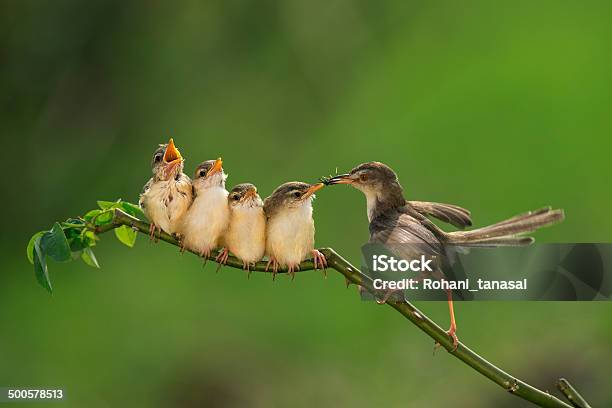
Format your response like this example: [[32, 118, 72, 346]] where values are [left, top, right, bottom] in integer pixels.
[[263, 182, 328, 279], [326, 161, 564, 349], [216, 183, 266, 273], [179, 158, 231, 258], [139, 138, 193, 239]]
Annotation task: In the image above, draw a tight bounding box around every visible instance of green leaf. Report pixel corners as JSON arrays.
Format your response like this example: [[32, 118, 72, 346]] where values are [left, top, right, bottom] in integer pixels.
[[69, 235, 87, 252], [27, 231, 45, 264], [94, 210, 114, 226], [84, 209, 101, 221], [40, 223, 71, 262], [63, 227, 81, 239], [114, 225, 137, 247], [83, 230, 98, 246], [33, 239, 52, 294], [65, 229, 88, 256], [81, 247, 100, 268], [97, 200, 119, 210], [120, 202, 146, 220]]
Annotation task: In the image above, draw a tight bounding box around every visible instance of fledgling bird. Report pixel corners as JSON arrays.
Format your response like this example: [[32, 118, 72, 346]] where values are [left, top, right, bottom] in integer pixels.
[[139, 138, 193, 239], [216, 183, 266, 273], [326, 161, 565, 348], [263, 182, 328, 279], [179, 158, 230, 258]]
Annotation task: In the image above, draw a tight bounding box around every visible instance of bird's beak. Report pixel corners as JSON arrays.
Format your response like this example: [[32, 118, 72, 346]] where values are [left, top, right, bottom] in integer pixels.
[[325, 173, 353, 185], [163, 138, 183, 163], [303, 183, 324, 199], [162, 138, 183, 178], [206, 158, 223, 177]]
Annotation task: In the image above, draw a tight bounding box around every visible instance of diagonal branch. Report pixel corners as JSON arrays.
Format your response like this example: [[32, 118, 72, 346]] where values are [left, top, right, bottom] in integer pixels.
[[94, 209, 319, 272], [97, 209, 583, 408], [557, 379, 592, 408]]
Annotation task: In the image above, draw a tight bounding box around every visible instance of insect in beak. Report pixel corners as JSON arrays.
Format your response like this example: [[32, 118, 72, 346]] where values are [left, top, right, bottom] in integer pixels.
[[324, 174, 352, 185]]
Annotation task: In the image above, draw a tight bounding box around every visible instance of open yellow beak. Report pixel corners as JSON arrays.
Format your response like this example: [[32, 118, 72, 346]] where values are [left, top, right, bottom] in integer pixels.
[[163, 138, 183, 163], [206, 158, 223, 177], [303, 183, 324, 198]]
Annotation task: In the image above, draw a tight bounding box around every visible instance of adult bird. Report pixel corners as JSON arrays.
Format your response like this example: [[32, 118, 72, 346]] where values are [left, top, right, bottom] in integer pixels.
[[139, 138, 193, 239], [179, 158, 230, 258], [263, 182, 327, 279], [326, 161, 564, 348]]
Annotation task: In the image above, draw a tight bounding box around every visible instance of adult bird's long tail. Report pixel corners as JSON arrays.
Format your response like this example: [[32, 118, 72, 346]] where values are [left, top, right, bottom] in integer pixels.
[[445, 207, 564, 246]]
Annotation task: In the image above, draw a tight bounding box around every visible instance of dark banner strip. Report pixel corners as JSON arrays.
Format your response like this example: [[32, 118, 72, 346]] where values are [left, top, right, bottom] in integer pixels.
[[360, 243, 612, 301]]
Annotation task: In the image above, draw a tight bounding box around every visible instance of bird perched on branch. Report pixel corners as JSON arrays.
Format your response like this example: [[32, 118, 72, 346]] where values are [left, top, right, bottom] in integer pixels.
[[263, 182, 328, 279], [216, 183, 266, 273], [179, 158, 230, 258], [326, 161, 564, 348], [139, 138, 193, 239]]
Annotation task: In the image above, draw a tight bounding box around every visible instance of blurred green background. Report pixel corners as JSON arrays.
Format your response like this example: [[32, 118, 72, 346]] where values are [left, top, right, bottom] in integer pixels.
[[1, 1, 611, 406]]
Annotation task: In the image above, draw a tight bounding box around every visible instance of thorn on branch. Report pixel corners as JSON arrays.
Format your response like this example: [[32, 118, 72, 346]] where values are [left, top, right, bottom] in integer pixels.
[[505, 379, 520, 393]]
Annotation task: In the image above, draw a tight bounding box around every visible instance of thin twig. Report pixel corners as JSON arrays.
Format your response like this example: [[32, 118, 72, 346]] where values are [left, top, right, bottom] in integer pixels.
[[94, 209, 583, 408], [557, 379, 592, 408]]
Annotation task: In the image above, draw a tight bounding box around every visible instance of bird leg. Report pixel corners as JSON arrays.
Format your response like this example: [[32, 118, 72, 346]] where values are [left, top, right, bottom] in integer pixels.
[[445, 289, 459, 349], [173, 234, 187, 254], [200, 248, 212, 268], [428, 269, 459, 351], [215, 248, 229, 273], [243, 261, 253, 278], [149, 223, 158, 241], [287, 264, 294, 280], [287, 263, 300, 281], [215, 248, 229, 264], [311, 249, 328, 278], [434, 288, 459, 351], [265, 257, 279, 280]]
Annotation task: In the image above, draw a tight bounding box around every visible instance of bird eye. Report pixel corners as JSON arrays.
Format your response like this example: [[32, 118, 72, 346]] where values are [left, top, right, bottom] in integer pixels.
[[199, 169, 207, 178], [232, 194, 240, 201], [359, 173, 368, 182], [293, 191, 302, 198], [154, 154, 163, 162]]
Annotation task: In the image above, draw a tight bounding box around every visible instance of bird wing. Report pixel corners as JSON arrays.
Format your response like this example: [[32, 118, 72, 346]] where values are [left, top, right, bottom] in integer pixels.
[[370, 211, 443, 259], [407, 201, 472, 229], [176, 173, 194, 200], [138, 178, 154, 209]]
